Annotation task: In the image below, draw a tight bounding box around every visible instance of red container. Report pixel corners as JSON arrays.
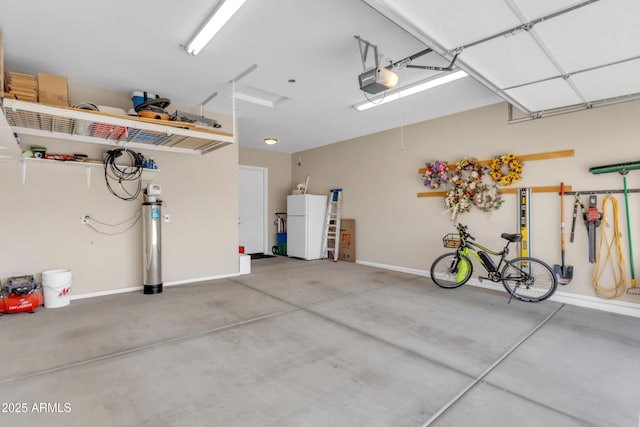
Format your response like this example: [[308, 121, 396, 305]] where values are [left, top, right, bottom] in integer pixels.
[[0, 292, 43, 314], [239, 246, 245, 254], [92, 123, 126, 139]]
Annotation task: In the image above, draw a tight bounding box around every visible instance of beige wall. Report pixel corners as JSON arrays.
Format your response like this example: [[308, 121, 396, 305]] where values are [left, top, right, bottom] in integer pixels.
[[0, 83, 239, 296], [239, 147, 292, 250], [292, 100, 640, 306]]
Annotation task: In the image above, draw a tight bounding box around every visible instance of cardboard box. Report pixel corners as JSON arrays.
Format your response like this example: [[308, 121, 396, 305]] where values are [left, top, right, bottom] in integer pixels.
[[38, 72, 69, 106], [338, 218, 355, 262], [6, 71, 37, 102]]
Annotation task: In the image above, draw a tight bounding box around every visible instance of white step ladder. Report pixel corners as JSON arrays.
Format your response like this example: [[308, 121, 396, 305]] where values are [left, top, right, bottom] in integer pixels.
[[322, 188, 343, 261]]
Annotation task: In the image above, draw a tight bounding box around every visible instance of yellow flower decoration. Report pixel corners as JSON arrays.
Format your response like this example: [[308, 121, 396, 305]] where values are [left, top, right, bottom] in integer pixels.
[[490, 152, 523, 186]]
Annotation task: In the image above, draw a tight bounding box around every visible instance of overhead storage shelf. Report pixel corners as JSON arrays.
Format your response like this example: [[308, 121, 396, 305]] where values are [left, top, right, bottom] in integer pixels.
[[1, 98, 235, 155], [0, 98, 21, 157]]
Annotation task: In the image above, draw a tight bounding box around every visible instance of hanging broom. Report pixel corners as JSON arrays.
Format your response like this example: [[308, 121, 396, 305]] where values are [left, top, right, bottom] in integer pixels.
[[589, 160, 640, 295]]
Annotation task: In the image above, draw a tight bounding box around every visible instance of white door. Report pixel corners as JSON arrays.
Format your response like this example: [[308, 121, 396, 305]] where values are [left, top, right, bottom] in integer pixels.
[[238, 166, 267, 254]]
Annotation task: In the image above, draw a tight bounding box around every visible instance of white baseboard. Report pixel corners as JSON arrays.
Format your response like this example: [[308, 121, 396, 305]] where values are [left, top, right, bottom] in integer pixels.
[[70, 286, 143, 300], [356, 260, 640, 318], [69, 272, 241, 301], [164, 272, 240, 287], [356, 260, 429, 277]]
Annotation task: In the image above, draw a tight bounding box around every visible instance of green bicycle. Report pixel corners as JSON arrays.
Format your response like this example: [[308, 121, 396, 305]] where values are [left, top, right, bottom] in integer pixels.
[[430, 223, 557, 302]]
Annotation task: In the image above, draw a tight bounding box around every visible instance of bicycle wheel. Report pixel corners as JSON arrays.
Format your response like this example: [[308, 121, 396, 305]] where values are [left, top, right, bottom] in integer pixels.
[[501, 257, 557, 302], [430, 252, 473, 288]]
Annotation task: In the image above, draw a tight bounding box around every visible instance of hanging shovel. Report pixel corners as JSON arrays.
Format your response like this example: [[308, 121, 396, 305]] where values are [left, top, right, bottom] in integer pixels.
[[555, 182, 574, 284]]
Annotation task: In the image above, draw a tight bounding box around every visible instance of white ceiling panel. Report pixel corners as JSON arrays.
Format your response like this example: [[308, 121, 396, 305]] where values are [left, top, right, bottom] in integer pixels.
[[460, 31, 559, 89], [363, 0, 521, 50], [367, 0, 640, 117], [532, 0, 640, 73], [571, 58, 640, 102], [505, 78, 584, 112]]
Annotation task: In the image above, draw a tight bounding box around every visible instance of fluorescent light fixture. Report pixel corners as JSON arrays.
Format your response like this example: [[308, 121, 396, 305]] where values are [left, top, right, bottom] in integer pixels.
[[355, 70, 468, 111], [264, 138, 278, 145], [185, 0, 247, 55]]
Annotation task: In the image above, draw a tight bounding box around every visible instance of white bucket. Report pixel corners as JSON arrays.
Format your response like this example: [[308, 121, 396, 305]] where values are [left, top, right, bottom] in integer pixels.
[[42, 269, 72, 308]]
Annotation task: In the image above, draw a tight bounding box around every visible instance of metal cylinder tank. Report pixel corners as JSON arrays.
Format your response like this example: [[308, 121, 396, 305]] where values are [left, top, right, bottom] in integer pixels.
[[142, 201, 162, 294]]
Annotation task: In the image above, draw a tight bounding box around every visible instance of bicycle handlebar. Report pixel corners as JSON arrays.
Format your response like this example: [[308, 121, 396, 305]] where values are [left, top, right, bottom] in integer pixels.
[[457, 223, 475, 241]]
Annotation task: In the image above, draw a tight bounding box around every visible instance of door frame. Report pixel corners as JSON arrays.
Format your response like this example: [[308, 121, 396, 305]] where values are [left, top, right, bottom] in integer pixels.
[[238, 165, 269, 254]]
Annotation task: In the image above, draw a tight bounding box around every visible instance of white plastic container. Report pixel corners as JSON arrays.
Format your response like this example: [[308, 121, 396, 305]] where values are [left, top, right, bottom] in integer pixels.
[[42, 269, 72, 308], [239, 254, 251, 275]]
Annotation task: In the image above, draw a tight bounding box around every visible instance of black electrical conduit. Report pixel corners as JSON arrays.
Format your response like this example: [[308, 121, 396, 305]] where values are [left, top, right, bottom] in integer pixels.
[[103, 148, 144, 201]]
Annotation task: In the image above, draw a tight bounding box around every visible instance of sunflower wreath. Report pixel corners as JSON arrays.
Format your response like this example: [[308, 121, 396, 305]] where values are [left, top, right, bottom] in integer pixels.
[[490, 152, 523, 186], [422, 160, 450, 189], [472, 184, 504, 212]]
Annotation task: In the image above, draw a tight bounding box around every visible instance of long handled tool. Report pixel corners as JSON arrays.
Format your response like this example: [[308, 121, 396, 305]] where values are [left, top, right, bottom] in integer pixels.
[[555, 182, 573, 284], [589, 160, 640, 295], [621, 172, 638, 295], [585, 194, 602, 263]]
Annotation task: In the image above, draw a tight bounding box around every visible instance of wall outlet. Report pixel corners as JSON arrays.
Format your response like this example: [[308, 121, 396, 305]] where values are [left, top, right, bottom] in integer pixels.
[[81, 215, 90, 225]]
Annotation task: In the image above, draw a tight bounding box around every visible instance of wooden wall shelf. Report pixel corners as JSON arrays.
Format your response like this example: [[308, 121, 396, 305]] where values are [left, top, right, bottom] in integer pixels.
[[418, 149, 575, 174], [417, 185, 572, 198]]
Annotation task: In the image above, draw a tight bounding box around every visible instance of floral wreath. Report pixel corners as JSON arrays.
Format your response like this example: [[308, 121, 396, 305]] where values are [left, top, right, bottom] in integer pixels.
[[422, 160, 450, 189], [444, 186, 473, 218], [451, 158, 485, 192], [473, 184, 504, 212], [443, 158, 487, 219], [490, 152, 523, 186]]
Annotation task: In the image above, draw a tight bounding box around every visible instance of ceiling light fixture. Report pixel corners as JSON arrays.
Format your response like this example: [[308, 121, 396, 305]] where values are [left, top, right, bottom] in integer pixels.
[[355, 70, 468, 111], [264, 138, 278, 145], [185, 0, 247, 55]]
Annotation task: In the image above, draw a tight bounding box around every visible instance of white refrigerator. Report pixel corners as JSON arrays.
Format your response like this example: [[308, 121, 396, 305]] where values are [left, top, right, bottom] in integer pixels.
[[287, 194, 327, 260]]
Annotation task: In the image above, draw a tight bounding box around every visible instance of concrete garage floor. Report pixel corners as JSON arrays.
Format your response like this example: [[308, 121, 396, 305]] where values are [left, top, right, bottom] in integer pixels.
[[1, 257, 639, 426]]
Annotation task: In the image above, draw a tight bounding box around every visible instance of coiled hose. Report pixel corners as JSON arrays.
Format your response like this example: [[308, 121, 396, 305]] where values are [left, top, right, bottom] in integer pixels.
[[592, 195, 627, 299]]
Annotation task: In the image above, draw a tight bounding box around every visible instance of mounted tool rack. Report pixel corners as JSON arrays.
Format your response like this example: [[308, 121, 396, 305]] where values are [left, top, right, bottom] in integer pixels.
[[565, 189, 640, 196]]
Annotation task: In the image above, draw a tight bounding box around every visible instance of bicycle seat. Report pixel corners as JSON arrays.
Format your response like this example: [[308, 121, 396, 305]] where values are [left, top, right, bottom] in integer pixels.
[[501, 233, 522, 242]]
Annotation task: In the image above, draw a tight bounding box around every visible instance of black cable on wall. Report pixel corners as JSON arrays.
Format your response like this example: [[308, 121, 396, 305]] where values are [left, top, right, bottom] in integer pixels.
[[103, 148, 144, 201]]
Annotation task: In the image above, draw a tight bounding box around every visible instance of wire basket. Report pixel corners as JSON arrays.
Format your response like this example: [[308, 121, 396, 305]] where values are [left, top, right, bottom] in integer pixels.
[[442, 233, 461, 248]]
